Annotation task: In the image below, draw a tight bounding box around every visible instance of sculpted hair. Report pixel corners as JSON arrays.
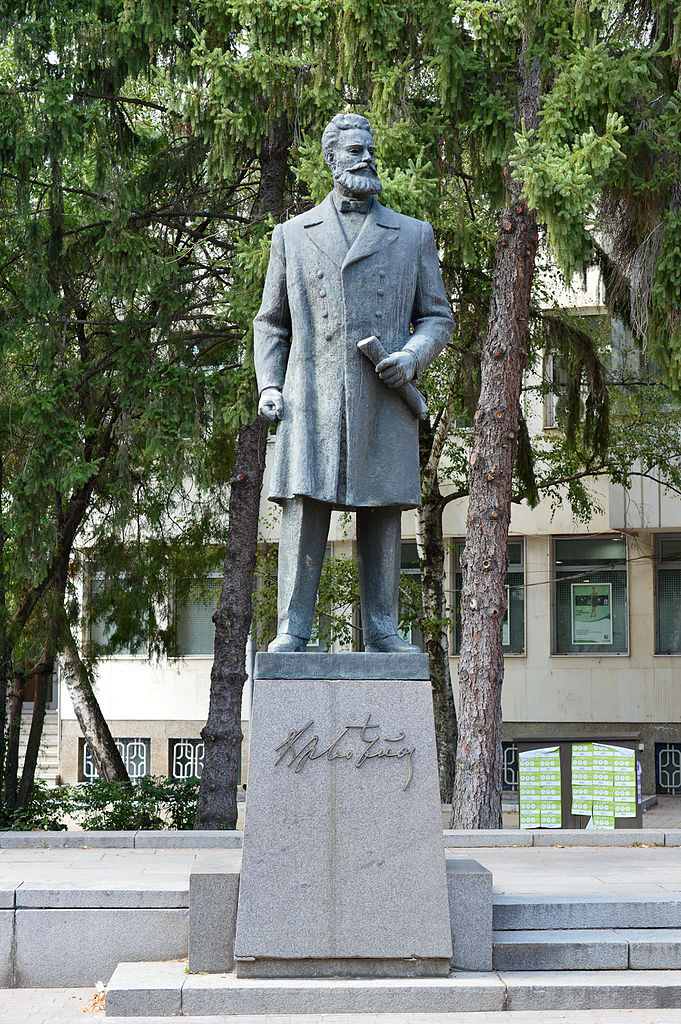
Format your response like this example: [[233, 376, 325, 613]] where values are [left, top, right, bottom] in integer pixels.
[[321, 113, 373, 167]]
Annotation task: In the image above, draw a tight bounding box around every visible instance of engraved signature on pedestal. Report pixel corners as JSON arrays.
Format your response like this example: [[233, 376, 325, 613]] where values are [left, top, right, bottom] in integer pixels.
[[273, 713, 415, 791]]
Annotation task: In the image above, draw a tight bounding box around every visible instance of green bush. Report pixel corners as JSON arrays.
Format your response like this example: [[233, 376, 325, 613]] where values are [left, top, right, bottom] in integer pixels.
[[1, 776, 200, 831]]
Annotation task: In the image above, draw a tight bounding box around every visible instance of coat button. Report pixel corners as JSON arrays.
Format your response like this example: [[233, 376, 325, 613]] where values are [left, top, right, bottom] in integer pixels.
[[325, 332, 332, 341], [319, 288, 327, 297], [375, 312, 383, 319], [317, 271, 324, 279], [377, 289, 385, 296], [379, 271, 386, 279], [321, 310, 328, 318]]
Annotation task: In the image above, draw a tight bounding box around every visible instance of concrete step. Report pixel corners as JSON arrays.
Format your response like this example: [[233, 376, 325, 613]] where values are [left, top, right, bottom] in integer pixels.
[[105, 960, 681, 1015], [494, 894, 681, 930], [494, 928, 628, 971], [493, 928, 681, 970]]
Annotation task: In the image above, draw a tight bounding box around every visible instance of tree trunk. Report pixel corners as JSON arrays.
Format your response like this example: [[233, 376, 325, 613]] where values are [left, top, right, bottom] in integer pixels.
[[452, 51, 540, 829], [61, 630, 130, 784], [194, 418, 268, 829], [257, 114, 289, 219], [415, 488, 456, 803], [0, 453, 9, 795], [3, 671, 25, 807]]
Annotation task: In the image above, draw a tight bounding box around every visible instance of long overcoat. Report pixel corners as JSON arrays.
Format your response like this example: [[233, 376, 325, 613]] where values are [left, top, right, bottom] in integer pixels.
[[254, 192, 453, 509]]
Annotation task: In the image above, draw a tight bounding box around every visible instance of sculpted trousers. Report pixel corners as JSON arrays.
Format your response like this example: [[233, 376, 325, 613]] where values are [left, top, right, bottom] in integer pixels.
[[277, 497, 401, 645]]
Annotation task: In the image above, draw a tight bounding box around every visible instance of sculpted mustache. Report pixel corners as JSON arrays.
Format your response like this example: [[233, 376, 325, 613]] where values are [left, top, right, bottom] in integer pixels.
[[347, 162, 378, 174]]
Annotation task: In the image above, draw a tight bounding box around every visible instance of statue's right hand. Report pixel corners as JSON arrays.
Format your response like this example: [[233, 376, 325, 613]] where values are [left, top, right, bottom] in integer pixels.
[[258, 388, 284, 422]]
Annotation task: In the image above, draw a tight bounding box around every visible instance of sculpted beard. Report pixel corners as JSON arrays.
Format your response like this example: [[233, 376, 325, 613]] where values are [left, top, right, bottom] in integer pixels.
[[334, 163, 382, 195]]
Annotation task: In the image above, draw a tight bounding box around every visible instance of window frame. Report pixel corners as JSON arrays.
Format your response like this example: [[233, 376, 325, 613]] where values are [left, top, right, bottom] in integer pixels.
[[172, 571, 223, 659], [654, 535, 681, 655], [551, 535, 629, 656], [451, 537, 526, 657]]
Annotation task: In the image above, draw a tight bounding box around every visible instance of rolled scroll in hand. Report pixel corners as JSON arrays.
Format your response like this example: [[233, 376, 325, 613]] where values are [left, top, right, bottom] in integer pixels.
[[357, 336, 429, 421]]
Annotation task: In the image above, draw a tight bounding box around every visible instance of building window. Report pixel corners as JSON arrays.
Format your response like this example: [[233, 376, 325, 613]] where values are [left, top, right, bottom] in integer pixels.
[[453, 540, 525, 655], [170, 738, 204, 779], [502, 741, 519, 791], [400, 542, 423, 649], [655, 536, 681, 654], [82, 737, 151, 781], [655, 743, 681, 794], [88, 575, 147, 656], [543, 353, 569, 429], [553, 536, 628, 654], [175, 575, 222, 656]]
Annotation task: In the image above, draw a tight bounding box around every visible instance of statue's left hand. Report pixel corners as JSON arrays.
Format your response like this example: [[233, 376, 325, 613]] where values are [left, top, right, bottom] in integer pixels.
[[375, 350, 418, 388]]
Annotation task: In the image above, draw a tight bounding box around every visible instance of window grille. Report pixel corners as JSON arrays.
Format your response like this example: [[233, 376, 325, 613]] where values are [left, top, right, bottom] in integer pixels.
[[655, 536, 681, 654], [655, 743, 681, 794], [171, 738, 204, 779], [453, 540, 525, 654], [175, 576, 222, 656], [502, 741, 519, 791], [83, 737, 151, 781], [553, 537, 628, 654]]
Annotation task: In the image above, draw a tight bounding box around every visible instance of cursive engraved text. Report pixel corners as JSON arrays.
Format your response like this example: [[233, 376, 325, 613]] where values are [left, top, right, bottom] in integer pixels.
[[273, 713, 415, 791]]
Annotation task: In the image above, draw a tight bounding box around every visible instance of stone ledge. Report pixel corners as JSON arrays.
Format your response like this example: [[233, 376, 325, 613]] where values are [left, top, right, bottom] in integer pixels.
[[255, 651, 430, 679], [501, 969, 681, 1011], [0, 827, 679, 848], [104, 961, 681, 1016], [494, 894, 681, 931], [493, 928, 629, 971]]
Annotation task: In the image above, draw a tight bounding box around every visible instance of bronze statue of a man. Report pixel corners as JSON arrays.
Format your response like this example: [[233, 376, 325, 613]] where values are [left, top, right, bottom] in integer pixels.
[[255, 113, 453, 653]]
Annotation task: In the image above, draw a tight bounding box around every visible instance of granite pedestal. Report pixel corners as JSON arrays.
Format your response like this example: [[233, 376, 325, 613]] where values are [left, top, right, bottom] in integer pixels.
[[234, 652, 452, 978]]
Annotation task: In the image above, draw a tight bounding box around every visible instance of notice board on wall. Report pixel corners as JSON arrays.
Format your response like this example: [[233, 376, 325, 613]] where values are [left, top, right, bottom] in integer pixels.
[[515, 734, 642, 830]]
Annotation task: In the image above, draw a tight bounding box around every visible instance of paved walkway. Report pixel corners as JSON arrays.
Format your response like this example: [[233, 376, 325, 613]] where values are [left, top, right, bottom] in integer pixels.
[[2, 989, 681, 1024], [1, 844, 679, 899]]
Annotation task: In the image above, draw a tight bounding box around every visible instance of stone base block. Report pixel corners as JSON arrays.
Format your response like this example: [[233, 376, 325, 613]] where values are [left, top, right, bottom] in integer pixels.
[[235, 656, 452, 975], [446, 855, 492, 971], [236, 956, 450, 978], [183, 970, 504, 1015], [189, 851, 241, 974], [14, 908, 188, 987], [106, 960, 185, 1017]]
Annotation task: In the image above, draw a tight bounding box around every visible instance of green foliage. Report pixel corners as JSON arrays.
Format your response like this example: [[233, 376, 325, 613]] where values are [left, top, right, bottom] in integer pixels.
[[0, 777, 200, 831]]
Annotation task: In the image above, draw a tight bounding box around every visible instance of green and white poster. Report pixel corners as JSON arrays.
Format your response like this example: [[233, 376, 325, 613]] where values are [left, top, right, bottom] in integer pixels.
[[571, 583, 612, 644], [570, 741, 637, 828], [519, 746, 562, 829]]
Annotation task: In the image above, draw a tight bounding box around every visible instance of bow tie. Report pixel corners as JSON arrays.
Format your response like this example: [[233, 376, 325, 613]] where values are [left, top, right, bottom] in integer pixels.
[[338, 198, 371, 214]]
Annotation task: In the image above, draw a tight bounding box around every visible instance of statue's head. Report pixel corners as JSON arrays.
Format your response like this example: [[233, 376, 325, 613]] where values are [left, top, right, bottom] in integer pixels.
[[321, 113, 382, 197]]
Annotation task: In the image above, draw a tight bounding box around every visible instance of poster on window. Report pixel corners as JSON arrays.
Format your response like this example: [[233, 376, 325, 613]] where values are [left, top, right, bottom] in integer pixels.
[[571, 583, 612, 644], [502, 585, 510, 646]]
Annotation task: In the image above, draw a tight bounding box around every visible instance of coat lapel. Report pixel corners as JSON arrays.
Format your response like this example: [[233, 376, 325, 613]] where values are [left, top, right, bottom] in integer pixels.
[[302, 194, 348, 269], [342, 198, 400, 270]]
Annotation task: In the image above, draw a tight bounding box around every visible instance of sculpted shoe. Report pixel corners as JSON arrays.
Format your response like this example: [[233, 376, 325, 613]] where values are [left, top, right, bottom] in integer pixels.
[[365, 633, 420, 653], [267, 633, 308, 653]]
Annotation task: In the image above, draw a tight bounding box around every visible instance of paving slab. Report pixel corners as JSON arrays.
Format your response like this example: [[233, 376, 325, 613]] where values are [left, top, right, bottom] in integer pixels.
[[14, 908, 188, 987], [181, 970, 506, 1015], [501, 969, 681, 1010], [493, 929, 628, 971], [665, 832, 681, 847], [106, 960, 185, 1017], [617, 928, 681, 968]]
